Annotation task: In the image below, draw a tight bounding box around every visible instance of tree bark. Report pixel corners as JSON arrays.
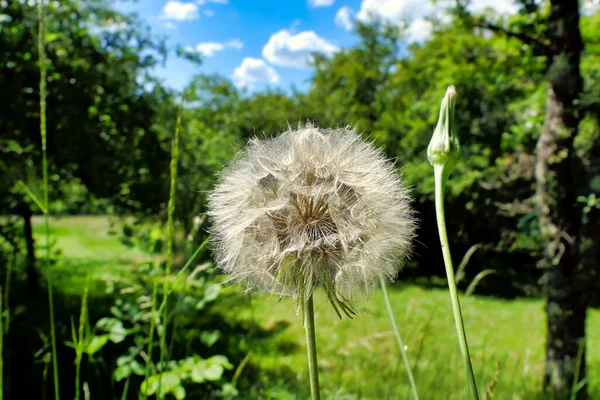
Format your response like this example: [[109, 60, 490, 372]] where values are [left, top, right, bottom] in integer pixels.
[[535, 0, 585, 398]]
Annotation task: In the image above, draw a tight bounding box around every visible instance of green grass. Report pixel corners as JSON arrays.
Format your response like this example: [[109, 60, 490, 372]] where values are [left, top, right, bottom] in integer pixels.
[[32, 215, 146, 295], [32, 216, 600, 399], [222, 287, 600, 399]]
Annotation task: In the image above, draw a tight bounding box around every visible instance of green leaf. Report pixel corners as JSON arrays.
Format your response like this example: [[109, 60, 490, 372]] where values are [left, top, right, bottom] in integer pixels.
[[96, 317, 127, 343], [209, 355, 232, 369], [113, 364, 131, 382], [131, 360, 145, 376], [204, 283, 221, 302], [191, 362, 206, 383], [200, 330, 221, 347], [203, 364, 224, 381], [86, 335, 109, 356], [160, 373, 182, 393], [173, 386, 186, 400], [140, 375, 158, 396]]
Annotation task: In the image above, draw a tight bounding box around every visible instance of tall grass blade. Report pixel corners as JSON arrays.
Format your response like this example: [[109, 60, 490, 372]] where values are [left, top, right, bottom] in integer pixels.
[[157, 91, 185, 399], [570, 338, 586, 400], [38, 1, 60, 398], [379, 278, 419, 400], [16, 181, 47, 214], [75, 277, 90, 400]]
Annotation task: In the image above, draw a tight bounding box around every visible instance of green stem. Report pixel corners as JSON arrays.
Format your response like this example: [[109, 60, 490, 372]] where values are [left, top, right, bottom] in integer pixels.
[[75, 278, 89, 400], [156, 237, 209, 317], [304, 294, 321, 400], [379, 277, 419, 400], [433, 165, 479, 400], [141, 275, 159, 400], [157, 90, 184, 400], [38, 2, 60, 399]]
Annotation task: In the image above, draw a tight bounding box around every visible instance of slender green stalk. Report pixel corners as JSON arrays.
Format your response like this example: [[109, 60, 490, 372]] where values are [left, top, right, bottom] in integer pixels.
[[75, 278, 89, 400], [433, 165, 478, 399], [304, 294, 320, 400], [379, 277, 419, 400], [157, 92, 185, 398], [141, 274, 159, 400], [141, 236, 208, 399], [38, 2, 60, 399], [121, 377, 130, 400], [156, 236, 209, 316]]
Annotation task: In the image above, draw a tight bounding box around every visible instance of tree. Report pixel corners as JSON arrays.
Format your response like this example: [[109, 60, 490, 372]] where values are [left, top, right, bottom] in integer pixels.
[[0, 0, 173, 292], [457, 0, 595, 397]]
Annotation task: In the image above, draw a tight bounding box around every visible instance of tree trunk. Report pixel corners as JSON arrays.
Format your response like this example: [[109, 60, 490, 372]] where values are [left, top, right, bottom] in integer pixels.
[[536, 1, 585, 398], [19, 202, 41, 298]]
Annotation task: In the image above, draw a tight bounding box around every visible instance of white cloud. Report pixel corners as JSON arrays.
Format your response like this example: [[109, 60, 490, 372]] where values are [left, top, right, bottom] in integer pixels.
[[262, 29, 339, 68], [185, 39, 243, 57], [334, 6, 354, 31], [308, 0, 335, 7], [468, 0, 518, 14], [405, 18, 432, 43], [582, 0, 600, 15], [226, 39, 244, 49], [355, 0, 519, 43], [204, 9, 215, 17], [232, 58, 280, 88], [104, 21, 129, 33], [356, 0, 434, 26], [161, 1, 199, 21]]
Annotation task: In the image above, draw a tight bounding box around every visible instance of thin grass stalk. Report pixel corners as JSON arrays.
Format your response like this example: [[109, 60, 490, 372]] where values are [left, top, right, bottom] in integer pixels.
[[75, 277, 89, 400], [141, 273, 159, 400], [433, 165, 478, 399], [38, 1, 60, 398], [304, 294, 320, 400], [141, 235, 209, 399], [156, 236, 209, 317], [121, 377, 130, 400], [157, 92, 185, 398], [379, 277, 419, 400], [570, 338, 586, 400]]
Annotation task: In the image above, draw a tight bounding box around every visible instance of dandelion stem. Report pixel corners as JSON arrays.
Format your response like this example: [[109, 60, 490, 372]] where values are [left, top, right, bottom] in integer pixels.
[[304, 294, 321, 400], [433, 164, 479, 400], [380, 277, 419, 400]]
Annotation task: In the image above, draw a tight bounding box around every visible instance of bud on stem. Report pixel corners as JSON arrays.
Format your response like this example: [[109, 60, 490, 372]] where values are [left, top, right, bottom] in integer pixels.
[[427, 85, 459, 179]]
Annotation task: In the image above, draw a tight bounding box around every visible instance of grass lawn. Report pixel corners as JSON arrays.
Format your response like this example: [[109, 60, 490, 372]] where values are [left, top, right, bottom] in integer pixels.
[[34, 216, 600, 399], [33, 215, 147, 295]]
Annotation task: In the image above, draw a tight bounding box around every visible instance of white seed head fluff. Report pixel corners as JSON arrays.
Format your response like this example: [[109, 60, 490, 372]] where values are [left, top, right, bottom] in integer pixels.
[[207, 124, 416, 309]]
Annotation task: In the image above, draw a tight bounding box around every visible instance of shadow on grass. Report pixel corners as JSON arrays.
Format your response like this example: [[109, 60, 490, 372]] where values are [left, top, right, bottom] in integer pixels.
[[2, 265, 304, 400]]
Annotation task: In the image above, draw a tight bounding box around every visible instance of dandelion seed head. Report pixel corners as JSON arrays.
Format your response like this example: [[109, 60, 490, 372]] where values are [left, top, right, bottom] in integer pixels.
[[207, 124, 416, 308]]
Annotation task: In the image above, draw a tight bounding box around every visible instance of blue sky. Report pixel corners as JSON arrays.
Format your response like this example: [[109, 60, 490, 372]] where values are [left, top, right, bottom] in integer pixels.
[[111, 0, 522, 92]]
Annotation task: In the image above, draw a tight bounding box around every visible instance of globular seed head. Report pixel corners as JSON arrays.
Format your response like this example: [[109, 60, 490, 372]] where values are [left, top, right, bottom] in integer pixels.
[[207, 124, 417, 315]]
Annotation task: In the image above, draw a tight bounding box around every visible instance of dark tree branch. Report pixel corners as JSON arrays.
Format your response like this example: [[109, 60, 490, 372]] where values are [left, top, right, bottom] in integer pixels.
[[474, 18, 549, 49]]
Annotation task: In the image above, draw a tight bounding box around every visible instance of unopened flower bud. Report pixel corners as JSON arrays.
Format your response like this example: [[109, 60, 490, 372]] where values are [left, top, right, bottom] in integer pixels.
[[427, 85, 460, 171]]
